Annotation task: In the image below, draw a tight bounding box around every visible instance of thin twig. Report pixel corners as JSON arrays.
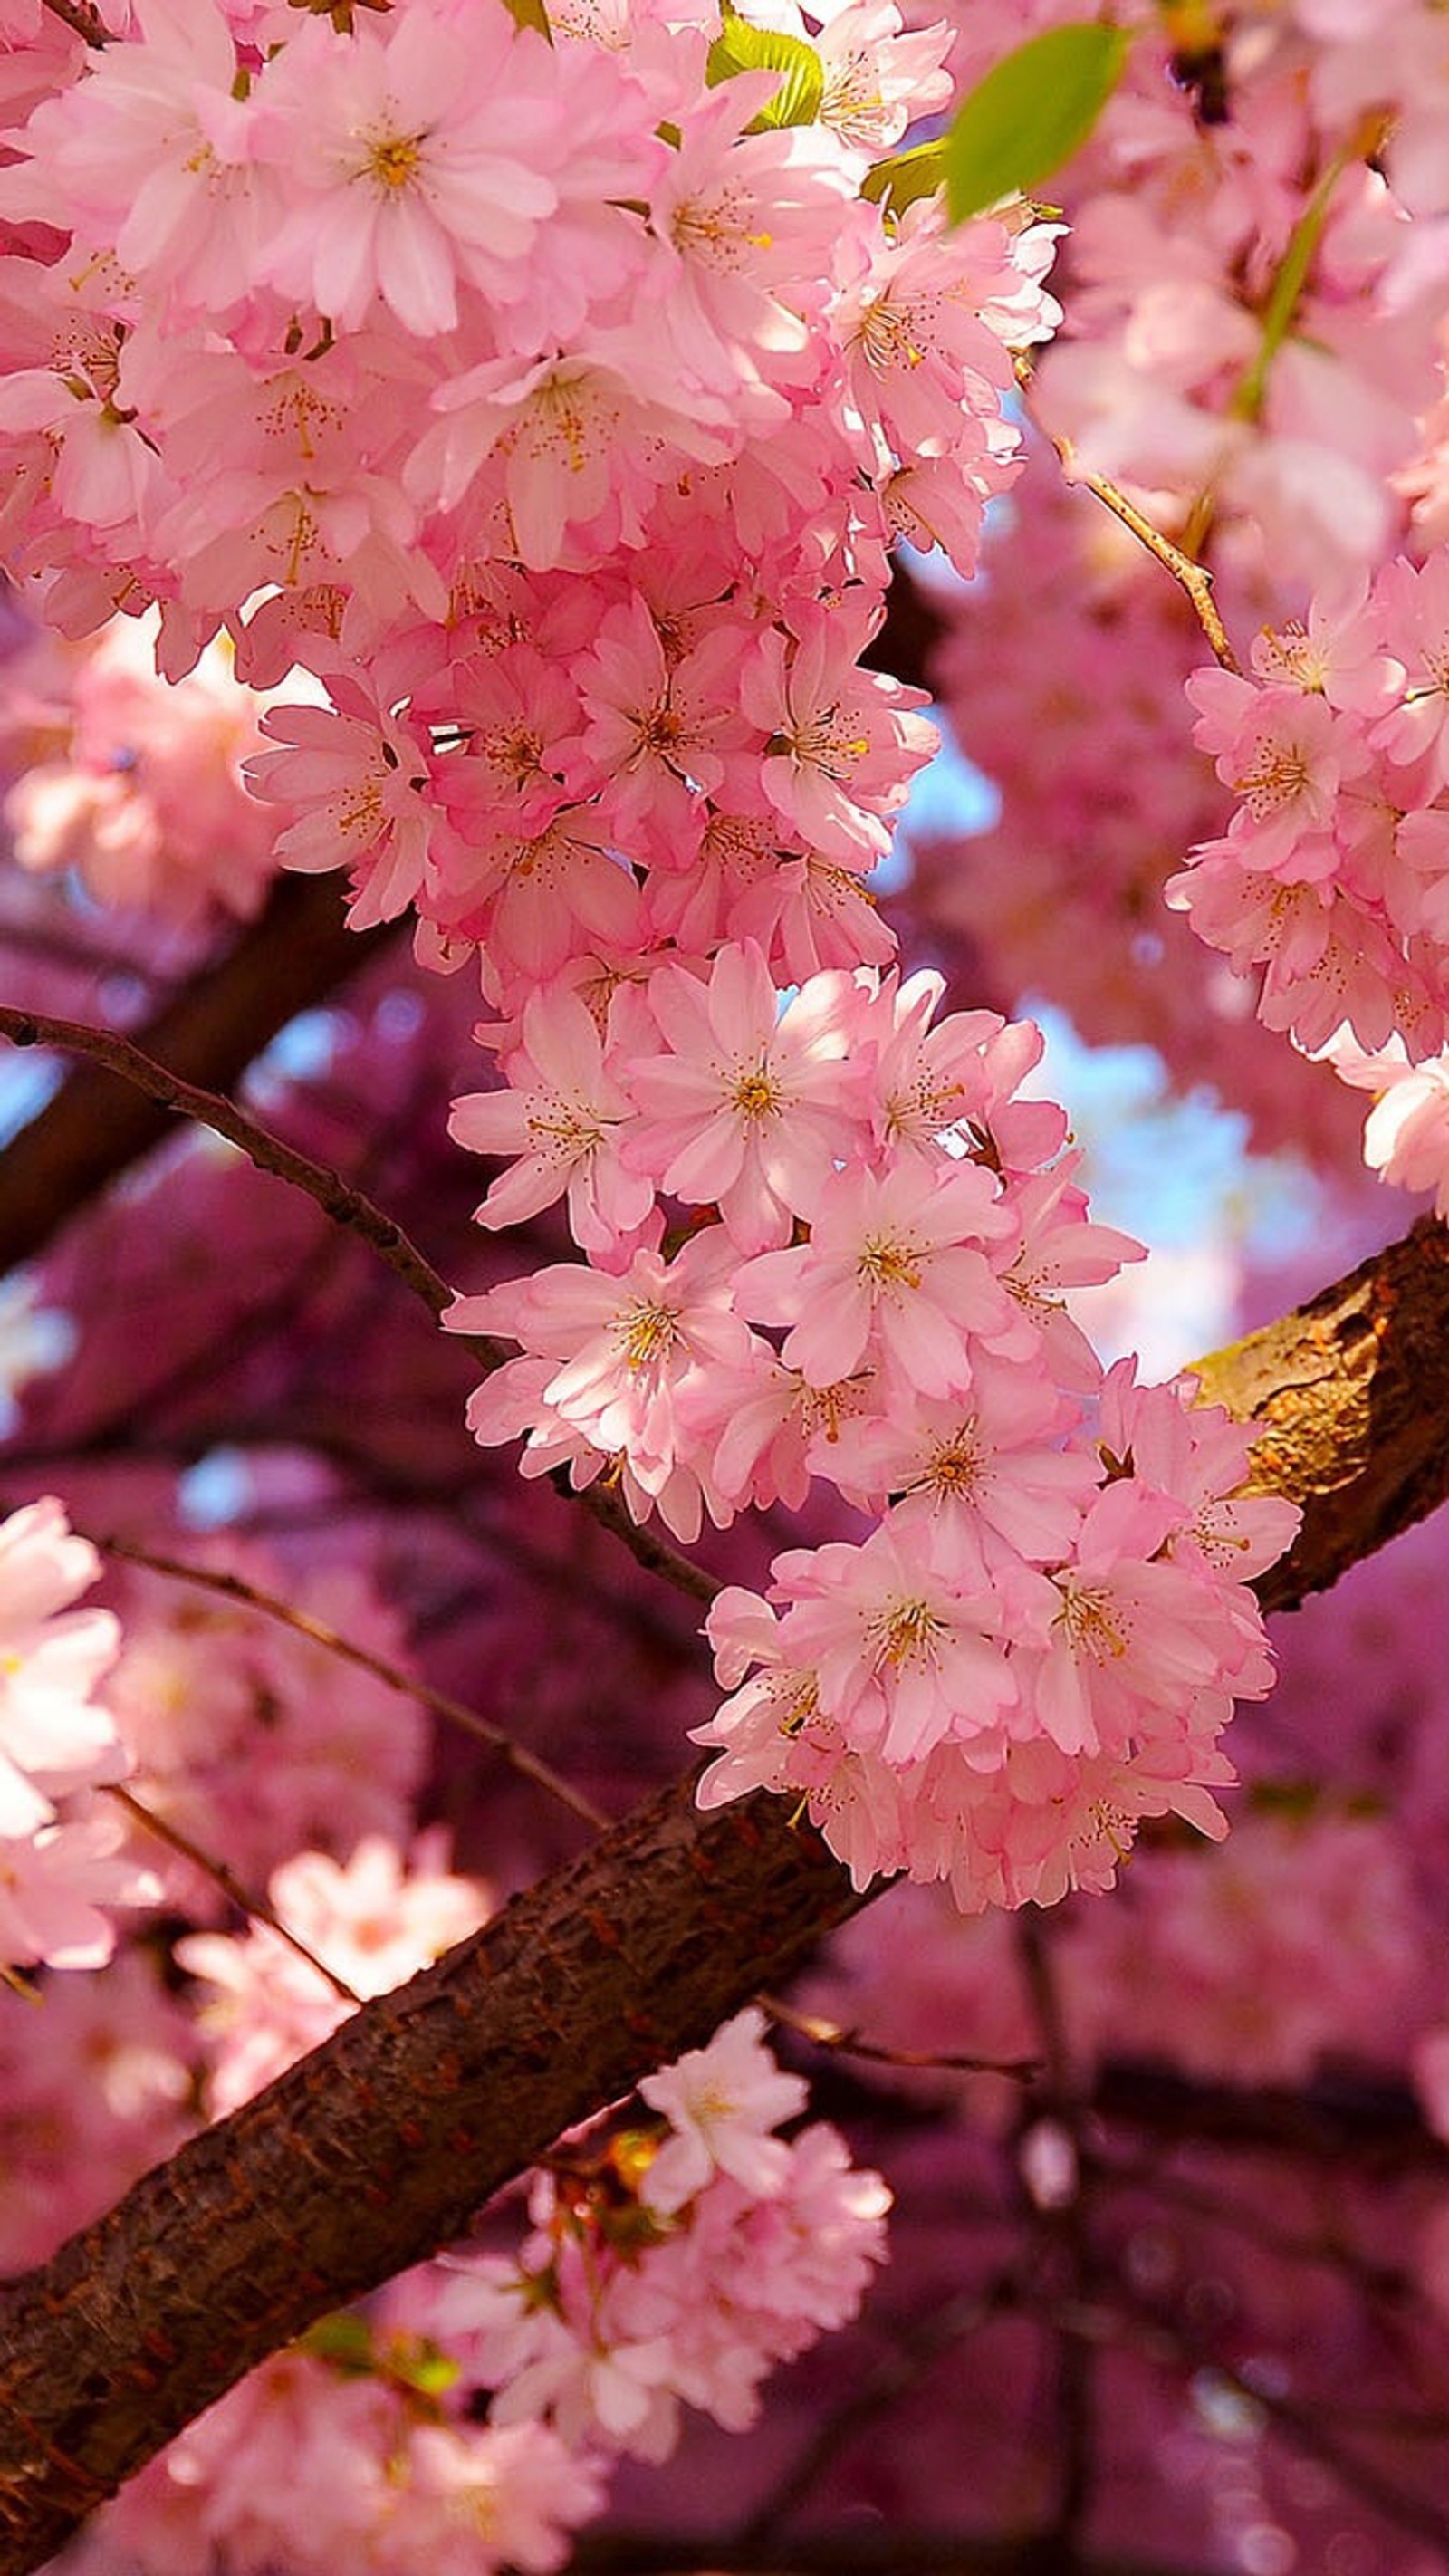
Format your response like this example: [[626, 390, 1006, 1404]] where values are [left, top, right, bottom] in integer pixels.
[[1015, 368, 1240, 674], [91, 1533, 611, 1833], [0, 1005, 720, 1609], [101, 1783, 362, 2004], [761, 1992, 1040, 2081], [0, 1007, 459, 1325], [1074, 463, 1239, 672]]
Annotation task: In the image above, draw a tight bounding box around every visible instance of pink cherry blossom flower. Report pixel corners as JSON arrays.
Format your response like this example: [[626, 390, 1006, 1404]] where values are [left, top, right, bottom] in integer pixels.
[[178, 1833, 487, 2114], [1372, 552, 1449, 787], [1330, 1033, 1449, 1211], [1034, 1480, 1247, 1761], [0, 1495, 122, 1838], [1096, 1358, 1302, 1584], [623, 944, 866, 1253], [644, 82, 854, 395], [0, 0, 277, 323], [1001, 1159, 1145, 1389], [254, 0, 560, 337], [0, 1802, 158, 1973], [450, 1234, 762, 1534], [740, 599, 936, 868], [738, 1158, 1018, 1395], [415, 341, 732, 565], [576, 592, 753, 860], [827, 1365, 1093, 1564], [769, 1520, 1021, 1767], [246, 646, 440, 930], [450, 987, 654, 1261], [814, 0, 953, 158], [1187, 669, 1367, 870], [389, 2422, 609, 2576], [639, 2005, 807, 2213]]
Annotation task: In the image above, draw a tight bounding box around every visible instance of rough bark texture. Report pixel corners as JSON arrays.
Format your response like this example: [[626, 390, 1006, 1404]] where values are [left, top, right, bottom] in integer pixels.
[[1194, 1215, 1449, 1615], [1, 1221, 1449, 2571], [0, 1773, 860, 2573], [0, 876, 390, 1276]]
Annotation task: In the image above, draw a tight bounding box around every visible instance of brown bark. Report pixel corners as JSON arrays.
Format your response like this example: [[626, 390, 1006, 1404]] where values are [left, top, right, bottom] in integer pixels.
[[0, 1775, 862, 2572], [1194, 1214, 1449, 1615], [2, 1219, 1449, 2572], [0, 877, 392, 1277]]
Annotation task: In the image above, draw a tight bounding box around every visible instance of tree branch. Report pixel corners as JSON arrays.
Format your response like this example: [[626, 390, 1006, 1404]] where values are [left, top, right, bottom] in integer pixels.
[[0, 1773, 863, 2573], [0, 1004, 459, 1326], [0, 875, 393, 1279], [1194, 1214, 1449, 1614], [3, 1219, 1449, 2568]]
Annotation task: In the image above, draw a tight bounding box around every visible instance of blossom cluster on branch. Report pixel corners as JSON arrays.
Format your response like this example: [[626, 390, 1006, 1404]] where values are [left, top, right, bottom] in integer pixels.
[[9, 0, 1449, 2567], [0, 0, 1300, 1927]]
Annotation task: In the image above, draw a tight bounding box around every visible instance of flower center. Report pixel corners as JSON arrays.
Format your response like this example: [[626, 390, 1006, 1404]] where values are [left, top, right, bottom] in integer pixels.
[[854, 294, 923, 377], [858, 1234, 923, 1293], [1054, 1581, 1126, 1661], [362, 130, 426, 193], [732, 1063, 780, 1120], [617, 1299, 679, 1372], [868, 1596, 945, 1670], [1234, 741, 1311, 818], [526, 1101, 604, 1164], [922, 1426, 981, 1497], [789, 705, 871, 779]]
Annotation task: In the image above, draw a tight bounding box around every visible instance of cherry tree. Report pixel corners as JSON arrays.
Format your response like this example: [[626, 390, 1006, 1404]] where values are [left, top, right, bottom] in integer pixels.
[[2, 1, 1449, 2571]]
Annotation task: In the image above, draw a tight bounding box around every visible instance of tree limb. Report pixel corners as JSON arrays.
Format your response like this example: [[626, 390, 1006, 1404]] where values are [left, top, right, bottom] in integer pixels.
[[1194, 1214, 1449, 1614], [0, 876, 392, 1279]]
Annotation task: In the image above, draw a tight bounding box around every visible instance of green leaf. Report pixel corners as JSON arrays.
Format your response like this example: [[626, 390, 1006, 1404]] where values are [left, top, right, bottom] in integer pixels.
[[942, 21, 1130, 226], [860, 138, 946, 217], [705, 5, 824, 130]]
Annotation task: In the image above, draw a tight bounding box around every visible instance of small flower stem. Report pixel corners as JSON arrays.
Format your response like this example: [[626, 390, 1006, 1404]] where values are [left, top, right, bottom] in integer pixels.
[[91, 1533, 611, 1832], [101, 1782, 362, 2004]]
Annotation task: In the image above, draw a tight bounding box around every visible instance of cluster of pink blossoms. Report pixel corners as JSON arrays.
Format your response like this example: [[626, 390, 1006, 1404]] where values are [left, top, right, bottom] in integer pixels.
[[77, 1967, 885, 2574], [0, 610, 283, 928], [980, 0, 1449, 591], [916, 444, 1363, 1164], [448, 951, 1297, 1909], [0, 0, 1297, 1919], [428, 2007, 889, 2464], [1175, 554, 1449, 1207], [178, 1830, 490, 2116], [103, 1532, 427, 1912], [0, 1495, 153, 1973], [77, 2334, 611, 2576]]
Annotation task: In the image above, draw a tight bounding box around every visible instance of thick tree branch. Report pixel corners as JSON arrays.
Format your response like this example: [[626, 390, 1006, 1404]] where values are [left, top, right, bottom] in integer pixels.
[[0, 1773, 863, 2573], [0, 875, 392, 1278], [2, 1220, 1449, 2570], [1194, 1214, 1449, 1614]]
